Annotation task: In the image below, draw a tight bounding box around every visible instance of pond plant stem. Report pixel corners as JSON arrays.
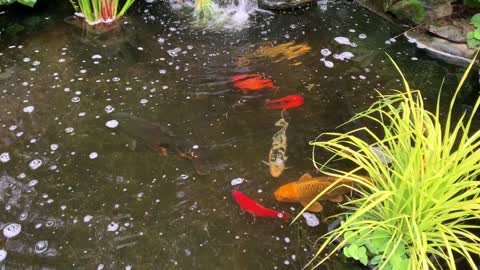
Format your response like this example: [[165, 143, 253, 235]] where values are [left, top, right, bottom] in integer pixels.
[[70, 0, 136, 24]]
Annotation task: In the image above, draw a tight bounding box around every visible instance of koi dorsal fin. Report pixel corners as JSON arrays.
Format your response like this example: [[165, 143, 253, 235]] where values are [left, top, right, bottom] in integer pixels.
[[298, 173, 313, 182]]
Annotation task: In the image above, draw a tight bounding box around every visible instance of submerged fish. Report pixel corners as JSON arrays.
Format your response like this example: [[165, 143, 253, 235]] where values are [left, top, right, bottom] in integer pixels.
[[237, 41, 312, 67], [231, 74, 278, 93], [232, 190, 289, 220], [274, 173, 370, 212], [265, 94, 304, 110], [267, 111, 288, 177], [111, 112, 210, 175]]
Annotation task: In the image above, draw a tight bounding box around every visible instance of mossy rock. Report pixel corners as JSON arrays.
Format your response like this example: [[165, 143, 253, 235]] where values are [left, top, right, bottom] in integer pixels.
[[389, 0, 425, 24]]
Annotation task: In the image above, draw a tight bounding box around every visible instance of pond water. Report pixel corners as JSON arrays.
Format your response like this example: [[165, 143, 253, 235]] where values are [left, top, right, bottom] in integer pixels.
[[0, 1, 476, 269]]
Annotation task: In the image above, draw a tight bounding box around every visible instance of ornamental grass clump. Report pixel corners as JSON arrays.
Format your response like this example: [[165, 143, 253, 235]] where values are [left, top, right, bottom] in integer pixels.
[[300, 54, 480, 270], [69, 0, 136, 25]]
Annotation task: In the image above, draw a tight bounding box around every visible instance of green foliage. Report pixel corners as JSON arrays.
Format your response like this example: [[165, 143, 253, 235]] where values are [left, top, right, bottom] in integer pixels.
[[294, 54, 480, 270], [464, 0, 480, 8], [388, 0, 425, 25], [0, 0, 36, 7], [69, 0, 136, 24], [0, 0, 16, 5], [195, 0, 214, 18], [467, 13, 480, 48]]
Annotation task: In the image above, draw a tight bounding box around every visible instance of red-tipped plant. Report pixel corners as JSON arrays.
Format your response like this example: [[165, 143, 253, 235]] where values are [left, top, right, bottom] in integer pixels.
[[69, 0, 136, 24]]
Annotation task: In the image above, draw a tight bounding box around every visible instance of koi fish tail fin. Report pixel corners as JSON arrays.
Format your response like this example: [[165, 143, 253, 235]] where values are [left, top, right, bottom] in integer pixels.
[[274, 118, 288, 128]]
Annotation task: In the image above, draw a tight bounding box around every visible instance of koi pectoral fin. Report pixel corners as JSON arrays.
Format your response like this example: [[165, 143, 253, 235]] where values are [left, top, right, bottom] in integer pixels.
[[328, 195, 344, 203], [261, 160, 269, 166], [301, 201, 323, 213]]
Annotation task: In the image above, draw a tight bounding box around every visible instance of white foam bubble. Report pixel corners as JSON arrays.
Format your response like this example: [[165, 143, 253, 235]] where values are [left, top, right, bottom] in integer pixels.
[[302, 212, 320, 227], [333, 52, 354, 61], [28, 179, 38, 186], [3, 223, 21, 238], [23, 105, 34, 113], [92, 54, 102, 59], [321, 48, 331, 56], [231, 177, 244, 186], [0, 152, 10, 163], [29, 159, 43, 170], [105, 120, 119, 128], [34, 240, 48, 254], [0, 249, 6, 262], [107, 222, 119, 232], [324, 60, 334, 68], [89, 152, 98, 159], [83, 215, 93, 222], [104, 105, 115, 113], [50, 144, 59, 151], [65, 127, 75, 133]]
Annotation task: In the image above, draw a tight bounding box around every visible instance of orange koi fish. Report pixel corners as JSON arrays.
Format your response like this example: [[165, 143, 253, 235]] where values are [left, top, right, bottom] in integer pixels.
[[232, 74, 278, 93], [274, 173, 370, 212]]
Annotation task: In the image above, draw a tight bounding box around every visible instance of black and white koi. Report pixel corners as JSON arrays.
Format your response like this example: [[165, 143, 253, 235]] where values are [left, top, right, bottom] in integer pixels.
[[268, 111, 288, 177]]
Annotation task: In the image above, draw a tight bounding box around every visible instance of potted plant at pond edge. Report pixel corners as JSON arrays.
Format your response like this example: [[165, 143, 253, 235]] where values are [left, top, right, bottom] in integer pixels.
[[295, 54, 480, 270], [66, 0, 136, 32]]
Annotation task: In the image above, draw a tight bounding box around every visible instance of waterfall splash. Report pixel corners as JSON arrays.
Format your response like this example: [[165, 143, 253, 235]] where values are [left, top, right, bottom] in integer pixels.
[[170, 0, 272, 30]]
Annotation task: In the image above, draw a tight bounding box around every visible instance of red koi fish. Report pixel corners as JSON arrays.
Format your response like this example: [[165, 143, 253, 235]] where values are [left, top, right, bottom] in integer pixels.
[[265, 95, 304, 110], [232, 74, 278, 93], [232, 190, 289, 220]]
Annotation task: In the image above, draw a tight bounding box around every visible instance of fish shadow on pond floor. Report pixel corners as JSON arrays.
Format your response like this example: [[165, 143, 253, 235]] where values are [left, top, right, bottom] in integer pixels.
[[110, 112, 212, 176]]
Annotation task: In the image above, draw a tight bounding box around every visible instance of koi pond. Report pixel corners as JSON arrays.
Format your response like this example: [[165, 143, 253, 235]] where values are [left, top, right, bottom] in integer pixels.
[[0, 1, 477, 269]]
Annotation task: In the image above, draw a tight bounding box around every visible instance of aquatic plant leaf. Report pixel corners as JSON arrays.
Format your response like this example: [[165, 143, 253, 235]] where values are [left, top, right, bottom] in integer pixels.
[[357, 246, 368, 265], [370, 255, 382, 265], [16, 0, 36, 7], [474, 28, 480, 40], [471, 13, 480, 27], [0, 0, 15, 5], [467, 32, 480, 48]]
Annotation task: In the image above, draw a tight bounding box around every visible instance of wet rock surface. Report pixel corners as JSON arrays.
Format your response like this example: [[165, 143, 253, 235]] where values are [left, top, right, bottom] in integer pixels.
[[405, 30, 475, 66], [258, 0, 315, 11], [427, 18, 473, 43]]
